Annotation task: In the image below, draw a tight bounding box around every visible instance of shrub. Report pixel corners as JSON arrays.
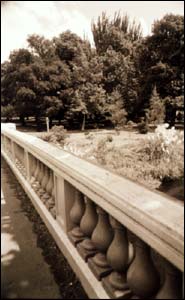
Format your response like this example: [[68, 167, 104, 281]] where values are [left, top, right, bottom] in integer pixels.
[[84, 131, 90, 136], [85, 132, 94, 140], [40, 125, 68, 145], [147, 86, 165, 125], [127, 120, 137, 127], [92, 123, 184, 189], [40, 132, 53, 142], [106, 134, 113, 142], [137, 119, 149, 134]]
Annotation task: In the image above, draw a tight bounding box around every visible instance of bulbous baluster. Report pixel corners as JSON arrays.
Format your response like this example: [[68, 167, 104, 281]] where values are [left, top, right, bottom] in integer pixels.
[[46, 168, 53, 195], [32, 159, 40, 189], [30, 156, 37, 184], [155, 259, 182, 299], [16, 145, 21, 169], [17, 146, 23, 170], [34, 161, 43, 192], [68, 191, 85, 246], [21, 148, 26, 177], [45, 170, 54, 206], [47, 171, 56, 218], [77, 197, 98, 261], [88, 207, 113, 280], [15, 144, 19, 166], [102, 217, 134, 298], [40, 167, 52, 203], [127, 237, 160, 298], [51, 175, 55, 200], [38, 164, 48, 197]]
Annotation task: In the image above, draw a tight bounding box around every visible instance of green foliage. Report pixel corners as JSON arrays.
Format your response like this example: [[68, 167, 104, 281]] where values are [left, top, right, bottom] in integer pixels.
[[106, 134, 113, 142], [92, 12, 142, 55], [106, 90, 127, 128], [91, 126, 184, 189], [147, 86, 166, 124], [137, 118, 149, 134], [137, 14, 184, 117], [1, 13, 184, 129], [127, 120, 137, 127], [1, 104, 16, 120], [40, 125, 68, 145]]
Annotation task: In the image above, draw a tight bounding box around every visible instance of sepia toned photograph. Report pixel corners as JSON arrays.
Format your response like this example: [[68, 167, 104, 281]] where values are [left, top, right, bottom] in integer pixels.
[[1, 1, 184, 299]]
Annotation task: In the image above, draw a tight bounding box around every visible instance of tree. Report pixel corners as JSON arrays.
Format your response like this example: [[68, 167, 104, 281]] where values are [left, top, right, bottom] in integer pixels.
[[146, 86, 165, 124], [92, 12, 142, 55], [137, 14, 184, 118], [105, 89, 127, 128], [1, 104, 16, 121], [92, 12, 141, 121]]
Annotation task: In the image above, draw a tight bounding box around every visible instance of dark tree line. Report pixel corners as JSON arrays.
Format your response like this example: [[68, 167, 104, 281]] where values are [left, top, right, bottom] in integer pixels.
[[1, 12, 184, 130]]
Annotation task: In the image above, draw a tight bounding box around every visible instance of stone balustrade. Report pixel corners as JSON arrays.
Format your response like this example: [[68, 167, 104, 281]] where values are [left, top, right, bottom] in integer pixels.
[[1, 125, 184, 299]]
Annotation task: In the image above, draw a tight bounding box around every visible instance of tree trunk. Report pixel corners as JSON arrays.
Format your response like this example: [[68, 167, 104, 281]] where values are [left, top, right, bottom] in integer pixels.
[[49, 118, 53, 128], [20, 115, 25, 126], [35, 116, 40, 131], [81, 114, 86, 131]]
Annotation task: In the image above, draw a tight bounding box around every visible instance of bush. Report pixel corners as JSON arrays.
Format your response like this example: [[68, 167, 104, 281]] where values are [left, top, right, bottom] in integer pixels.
[[40, 132, 53, 142], [92, 124, 184, 189], [106, 134, 113, 142], [127, 120, 137, 127], [147, 86, 165, 125], [84, 131, 90, 136], [85, 132, 94, 140], [137, 120, 149, 134], [40, 125, 68, 145]]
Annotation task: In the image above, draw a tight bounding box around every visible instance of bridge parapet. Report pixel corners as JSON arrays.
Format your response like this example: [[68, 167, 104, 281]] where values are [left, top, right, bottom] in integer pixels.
[[1, 125, 184, 299]]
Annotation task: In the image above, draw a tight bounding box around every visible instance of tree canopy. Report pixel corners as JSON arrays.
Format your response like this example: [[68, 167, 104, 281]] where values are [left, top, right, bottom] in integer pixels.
[[1, 13, 184, 129]]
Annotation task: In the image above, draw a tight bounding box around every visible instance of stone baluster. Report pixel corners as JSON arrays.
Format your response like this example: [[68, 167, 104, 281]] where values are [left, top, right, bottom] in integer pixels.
[[51, 175, 55, 200], [38, 165, 55, 217], [17, 145, 25, 175], [15, 144, 21, 168], [47, 171, 56, 219], [45, 168, 53, 195], [34, 161, 43, 192], [43, 169, 53, 204], [68, 190, 85, 246], [40, 167, 52, 203], [14, 144, 19, 166], [21, 147, 26, 177], [76, 197, 98, 261], [37, 164, 48, 197], [127, 237, 160, 299], [155, 259, 182, 299], [102, 217, 134, 298], [88, 207, 114, 280], [31, 158, 40, 189], [30, 156, 37, 184], [6, 138, 11, 156]]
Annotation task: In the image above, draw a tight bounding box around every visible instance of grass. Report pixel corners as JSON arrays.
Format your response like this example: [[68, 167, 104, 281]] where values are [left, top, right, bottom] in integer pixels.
[[34, 128, 184, 199]]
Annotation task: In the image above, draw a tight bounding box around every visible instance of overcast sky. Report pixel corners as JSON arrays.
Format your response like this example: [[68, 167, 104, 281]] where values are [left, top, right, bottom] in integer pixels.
[[1, 1, 184, 62]]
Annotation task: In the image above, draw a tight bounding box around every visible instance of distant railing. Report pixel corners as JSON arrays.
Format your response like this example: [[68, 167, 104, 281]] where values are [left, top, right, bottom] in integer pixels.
[[1, 124, 184, 299]]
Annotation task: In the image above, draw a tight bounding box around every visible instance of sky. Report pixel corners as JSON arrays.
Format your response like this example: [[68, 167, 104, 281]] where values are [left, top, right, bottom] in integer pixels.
[[1, 1, 184, 62]]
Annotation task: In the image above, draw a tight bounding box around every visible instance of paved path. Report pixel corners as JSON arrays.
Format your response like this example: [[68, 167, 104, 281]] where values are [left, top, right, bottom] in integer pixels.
[[1, 158, 61, 299]]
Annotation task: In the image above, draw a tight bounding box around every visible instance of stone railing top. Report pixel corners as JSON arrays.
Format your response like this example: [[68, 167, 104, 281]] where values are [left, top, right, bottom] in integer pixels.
[[1, 122, 16, 130], [1, 127, 184, 271]]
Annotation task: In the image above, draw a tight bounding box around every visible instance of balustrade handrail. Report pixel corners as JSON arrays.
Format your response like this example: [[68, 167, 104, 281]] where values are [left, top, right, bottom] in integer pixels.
[[1, 127, 184, 273]]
